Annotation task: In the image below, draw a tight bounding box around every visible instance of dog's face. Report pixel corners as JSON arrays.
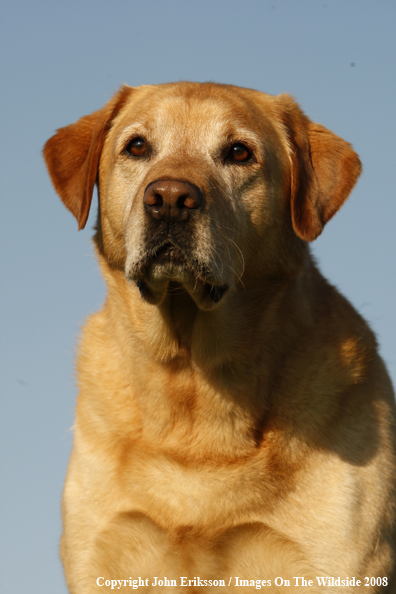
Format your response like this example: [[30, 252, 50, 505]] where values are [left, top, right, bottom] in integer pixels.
[[44, 82, 361, 310], [98, 84, 294, 310]]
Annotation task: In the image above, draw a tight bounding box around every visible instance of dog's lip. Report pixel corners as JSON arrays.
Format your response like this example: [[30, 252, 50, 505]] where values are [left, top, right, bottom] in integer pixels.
[[151, 242, 187, 264], [136, 277, 229, 308], [202, 282, 229, 304], [128, 241, 229, 308], [133, 240, 194, 279]]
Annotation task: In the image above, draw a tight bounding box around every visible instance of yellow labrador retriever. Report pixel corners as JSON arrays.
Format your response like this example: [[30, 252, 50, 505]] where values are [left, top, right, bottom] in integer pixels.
[[44, 83, 396, 593]]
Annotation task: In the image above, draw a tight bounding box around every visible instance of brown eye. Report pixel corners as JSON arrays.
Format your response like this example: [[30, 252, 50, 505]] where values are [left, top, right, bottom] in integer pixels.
[[126, 137, 147, 157], [228, 143, 252, 163]]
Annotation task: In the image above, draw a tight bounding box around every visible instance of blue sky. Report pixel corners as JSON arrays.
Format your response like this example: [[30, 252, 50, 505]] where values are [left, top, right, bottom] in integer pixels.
[[1, 1, 395, 592]]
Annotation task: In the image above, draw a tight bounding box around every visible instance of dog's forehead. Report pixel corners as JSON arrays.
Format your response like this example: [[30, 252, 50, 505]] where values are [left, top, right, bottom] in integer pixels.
[[114, 83, 276, 140]]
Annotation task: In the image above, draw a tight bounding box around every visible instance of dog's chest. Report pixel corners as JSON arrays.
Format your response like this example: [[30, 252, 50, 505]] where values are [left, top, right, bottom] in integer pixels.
[[117, 449, 272, 534]]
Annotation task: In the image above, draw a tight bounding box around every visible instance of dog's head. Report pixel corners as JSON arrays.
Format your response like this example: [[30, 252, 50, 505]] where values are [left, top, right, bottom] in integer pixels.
[[44, 83, 361, 310]]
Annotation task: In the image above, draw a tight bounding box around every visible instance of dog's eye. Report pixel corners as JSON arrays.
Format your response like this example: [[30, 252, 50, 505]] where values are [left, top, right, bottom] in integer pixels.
[[126, 137, 147, 157], [227, 143, 252, 163]]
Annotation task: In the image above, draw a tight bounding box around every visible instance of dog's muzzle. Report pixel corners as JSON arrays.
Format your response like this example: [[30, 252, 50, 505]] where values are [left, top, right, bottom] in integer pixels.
[[127, 178, 229, 309]]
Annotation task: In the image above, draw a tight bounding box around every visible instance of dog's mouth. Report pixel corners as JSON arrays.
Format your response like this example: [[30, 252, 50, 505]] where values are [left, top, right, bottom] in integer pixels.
[[129, 242, 229, 310], [151, 242, 187, 266], [136, 278, 228, 305]]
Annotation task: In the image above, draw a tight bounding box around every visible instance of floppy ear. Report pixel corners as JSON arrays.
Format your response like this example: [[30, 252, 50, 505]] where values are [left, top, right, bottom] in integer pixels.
[[43, 85, 132, 230], [277, 95, 362, 242]]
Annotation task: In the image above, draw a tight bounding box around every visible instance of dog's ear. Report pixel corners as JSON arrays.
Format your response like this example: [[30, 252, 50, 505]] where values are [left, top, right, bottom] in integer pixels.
[[277, 95, 362, 242], [43, 85, 132, 230]]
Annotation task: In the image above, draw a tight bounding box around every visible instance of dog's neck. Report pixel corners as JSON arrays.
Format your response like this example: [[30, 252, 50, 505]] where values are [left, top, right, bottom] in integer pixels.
[[97, 247, 313, 376], [89, 248, 322, 458]]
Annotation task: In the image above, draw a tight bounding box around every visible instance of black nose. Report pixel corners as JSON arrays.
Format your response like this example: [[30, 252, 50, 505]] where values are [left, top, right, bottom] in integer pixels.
[[143, 179, 202, 222]]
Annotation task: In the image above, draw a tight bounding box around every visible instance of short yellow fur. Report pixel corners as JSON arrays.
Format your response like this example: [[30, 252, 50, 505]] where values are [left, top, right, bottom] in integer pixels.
[[44, 83, 396, 593]]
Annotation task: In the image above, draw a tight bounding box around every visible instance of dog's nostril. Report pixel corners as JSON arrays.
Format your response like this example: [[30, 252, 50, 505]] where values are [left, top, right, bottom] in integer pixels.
[[154, 193, 163, 207], [145, 192, 163, 207], [181, 193, 201, 209], [177, 194, 190, 209]]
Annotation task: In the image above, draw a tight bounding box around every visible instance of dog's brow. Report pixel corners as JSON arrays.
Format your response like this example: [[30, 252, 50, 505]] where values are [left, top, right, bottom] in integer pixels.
[[225, 128, 262, 144]]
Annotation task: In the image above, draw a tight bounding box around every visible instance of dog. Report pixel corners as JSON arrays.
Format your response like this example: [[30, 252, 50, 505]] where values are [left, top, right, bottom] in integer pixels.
[[44, 82, 396, 593]]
